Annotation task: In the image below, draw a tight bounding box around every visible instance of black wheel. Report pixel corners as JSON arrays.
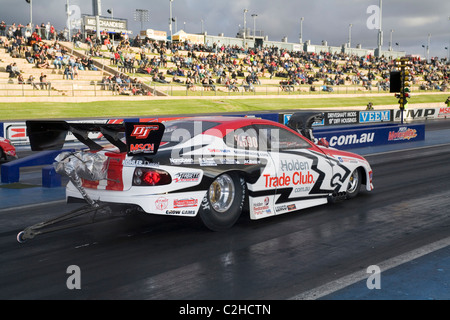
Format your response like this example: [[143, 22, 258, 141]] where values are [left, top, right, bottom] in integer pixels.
[[346, 168, 362, 199], [198, 172, 246, 231]]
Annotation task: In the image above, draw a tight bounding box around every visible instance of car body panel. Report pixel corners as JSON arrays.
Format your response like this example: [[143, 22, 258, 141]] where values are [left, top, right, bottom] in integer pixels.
[[61, 117, 373, 222]]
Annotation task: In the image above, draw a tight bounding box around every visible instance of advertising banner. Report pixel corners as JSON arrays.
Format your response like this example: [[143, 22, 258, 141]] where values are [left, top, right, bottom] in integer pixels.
[[280, 110, 393, 126], [394, 107, 450, 121], [314, 124, 425, 150]]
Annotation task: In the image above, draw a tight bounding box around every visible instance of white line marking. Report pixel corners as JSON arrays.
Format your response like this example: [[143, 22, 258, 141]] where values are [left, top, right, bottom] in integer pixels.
[[289, 236, 450, 300], [0, 200, 66, 214]]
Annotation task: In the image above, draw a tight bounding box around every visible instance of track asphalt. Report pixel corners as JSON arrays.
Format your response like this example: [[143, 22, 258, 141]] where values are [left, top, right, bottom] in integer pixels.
[[1, 124, 449, 300]]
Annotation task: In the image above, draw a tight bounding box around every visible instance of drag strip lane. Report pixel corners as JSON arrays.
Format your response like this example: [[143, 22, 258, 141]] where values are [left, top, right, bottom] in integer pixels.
[[0, 144, 449, 299]]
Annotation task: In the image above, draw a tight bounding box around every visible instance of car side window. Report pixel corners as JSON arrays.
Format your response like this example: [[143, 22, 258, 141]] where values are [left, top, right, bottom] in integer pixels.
[[255, 125, 311, 151], [224, 126, 260, 150]]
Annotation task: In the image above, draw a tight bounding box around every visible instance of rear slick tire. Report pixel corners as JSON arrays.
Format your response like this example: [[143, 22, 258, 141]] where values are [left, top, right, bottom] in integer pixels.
[[198, 172, 246, 231]]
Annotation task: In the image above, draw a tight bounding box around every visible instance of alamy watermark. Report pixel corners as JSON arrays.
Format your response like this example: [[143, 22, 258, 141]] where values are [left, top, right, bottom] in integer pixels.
[[66, 265, 81, 290], [366, 4, 381, 30], [366, 265, 381, 290], [67, 5, 82, 30]]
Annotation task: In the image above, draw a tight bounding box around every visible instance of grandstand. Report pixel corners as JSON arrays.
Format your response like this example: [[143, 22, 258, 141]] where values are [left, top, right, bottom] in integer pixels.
[[1, 33, 448, 101]]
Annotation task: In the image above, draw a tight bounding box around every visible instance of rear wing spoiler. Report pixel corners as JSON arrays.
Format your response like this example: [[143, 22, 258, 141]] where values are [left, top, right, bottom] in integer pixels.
[[286, 112, 324, 141], [26, 120, 165, 156]]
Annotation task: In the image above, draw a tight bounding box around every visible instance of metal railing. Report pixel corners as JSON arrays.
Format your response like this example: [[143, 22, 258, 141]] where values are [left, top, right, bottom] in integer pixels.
[[0, 79, 150, 97], [1, 78, 445, 97]]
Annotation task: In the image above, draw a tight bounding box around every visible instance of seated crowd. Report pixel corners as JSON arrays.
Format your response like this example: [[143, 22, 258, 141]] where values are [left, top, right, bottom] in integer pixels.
[[1, 20, 449, 95]]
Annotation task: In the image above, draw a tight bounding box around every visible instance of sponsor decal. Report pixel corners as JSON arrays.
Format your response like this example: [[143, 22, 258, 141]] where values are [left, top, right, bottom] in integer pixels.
[[337, 157, 357, 164], [155, 197, 168, 210], [394, 108, 436, 120], [359, 110, 391, 123], [173, 172, 200, 183], [388, 127, 417, 141], [263, 172, 314, 188], [166, 210, 181, 215], [129, 143, 155, 153], [208, 148, 231, 153], [170, 158, 194, 165], [287, 204, 296, 211], [280, 160, 310, 172], [253, 197, 271, 215], [9, 127, 26, 138], [234, 134, 259, 149], [326, 111, 358, 125], [130, 124, 160, 139], [199, 158, 217, 166], [166, 209, 195, 215], [244, 159, 260, 165], [275, 203, 296, 213], [123, 159, 159, 167], [327, 132, 375, 147], [438, 107, 450, 118], [173, 198, 199, 208]]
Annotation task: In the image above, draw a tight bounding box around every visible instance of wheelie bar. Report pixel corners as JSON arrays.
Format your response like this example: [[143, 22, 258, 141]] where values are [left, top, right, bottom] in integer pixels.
[[16, 203, 111, 243]]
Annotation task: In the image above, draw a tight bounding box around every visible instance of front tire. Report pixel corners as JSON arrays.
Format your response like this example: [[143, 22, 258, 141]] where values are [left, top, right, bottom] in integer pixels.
[[198, 172, 246, 231], [346, 168, 362, 199]]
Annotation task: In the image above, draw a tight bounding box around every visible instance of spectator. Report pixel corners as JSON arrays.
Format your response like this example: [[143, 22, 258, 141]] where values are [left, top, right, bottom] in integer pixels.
[[52, 54, 63, 69], [39, 73, 49, 90], [36, 56, 50, 69], [25, 47, 34, 63], [45, 22, 51, 40], [27, 75, 40, 90], [6, 63, 20, 78], [64, 65, 74, 80], [0, 21, 6, 37], [17, 73, 25, 84]]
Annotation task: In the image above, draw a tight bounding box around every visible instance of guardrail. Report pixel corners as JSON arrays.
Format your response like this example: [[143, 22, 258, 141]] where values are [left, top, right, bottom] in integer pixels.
[[0, 109, 434, 187], [0, 79, 150, 97]]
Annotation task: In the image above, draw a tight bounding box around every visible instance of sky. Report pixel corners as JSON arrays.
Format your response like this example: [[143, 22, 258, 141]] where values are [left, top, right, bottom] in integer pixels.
[[2, 0, 450, 59]]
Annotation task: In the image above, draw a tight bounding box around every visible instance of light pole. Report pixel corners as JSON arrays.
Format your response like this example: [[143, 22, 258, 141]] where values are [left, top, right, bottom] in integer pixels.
[[427, 33, 431, 63], [251, 13, 257, 39], [377, 0, 383, 56], [169, 0, 173, 41], [66, 0, 70, 41], [243, 9, 248, 40], [389, 29, 394, 51], [348, 23, 352, 48], [26, 0, 33, 28], [134, 9, 149, 31], [300, 17, 304, 44]]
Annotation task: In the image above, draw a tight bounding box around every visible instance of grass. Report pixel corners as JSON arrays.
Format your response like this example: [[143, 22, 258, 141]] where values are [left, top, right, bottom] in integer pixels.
[[0, 93, 448, 121]]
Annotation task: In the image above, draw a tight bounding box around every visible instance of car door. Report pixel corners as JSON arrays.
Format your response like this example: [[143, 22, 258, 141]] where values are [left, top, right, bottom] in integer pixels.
[[223, 124, 277, 220], [256, 124, 335, 215]]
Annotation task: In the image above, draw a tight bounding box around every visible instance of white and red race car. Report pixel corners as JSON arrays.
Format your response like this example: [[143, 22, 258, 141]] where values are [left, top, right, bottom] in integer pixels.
[[19, 113, 373, 240]]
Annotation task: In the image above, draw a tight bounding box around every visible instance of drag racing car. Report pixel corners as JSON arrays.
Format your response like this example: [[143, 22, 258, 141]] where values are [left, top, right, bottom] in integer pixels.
[[0, 136, 17, 162], [17, 112, 373, 241]]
